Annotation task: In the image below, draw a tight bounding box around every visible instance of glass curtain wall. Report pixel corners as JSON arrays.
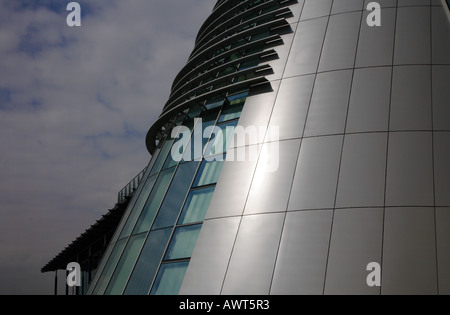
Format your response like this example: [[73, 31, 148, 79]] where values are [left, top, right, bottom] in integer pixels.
[[87, 0, 294, 295], [89, 92, 249, 295]]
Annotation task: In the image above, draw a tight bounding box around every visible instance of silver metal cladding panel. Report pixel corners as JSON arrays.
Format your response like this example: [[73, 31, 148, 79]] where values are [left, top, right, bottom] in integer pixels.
[[287, 0, 305, 24], [394, 6, 431, 65], [331, 0, 364, 14], [355, 8, 396, 68], [266, 75, 315, 141], [179, 217, 241, 295], [264, 30, 296, 82], [284, 17, 328, 77], [382, 207, 438, 295], [317, 11, 362, 72], [385, 132, 434, 207], [433, 132, 450, 206], [436, 208, 450, 295], [205, 151, 260, 220], [179, 1, 450, 295], [221, 213, 285, 295], [300, 0, 333, 21], [270, 210, 333, 295], [233, 81, 281, 148], [398, 0, 430, 6], [324, 208, 383, 295], [346, 67, 391, 133], [335, 133, 387, 209], [363, 0, 397, 7], [433, 66, 450, 130], [244, 139, 301, 214], [432, 6, 450, 64], [288, 135, 343, 211], [303, 70, 353, 137], [390, 66, 432, 131]]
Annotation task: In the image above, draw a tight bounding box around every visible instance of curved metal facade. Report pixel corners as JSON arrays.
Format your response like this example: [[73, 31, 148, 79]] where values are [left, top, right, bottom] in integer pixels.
[[88, 0, 450, 295]]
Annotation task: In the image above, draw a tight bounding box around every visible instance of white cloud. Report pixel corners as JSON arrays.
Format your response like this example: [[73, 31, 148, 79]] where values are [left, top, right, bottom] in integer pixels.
[[0, 0, 216, 294]]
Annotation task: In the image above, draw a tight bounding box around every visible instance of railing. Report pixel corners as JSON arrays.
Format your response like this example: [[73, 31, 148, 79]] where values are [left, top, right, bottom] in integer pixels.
[[117, 167, 148, 203]]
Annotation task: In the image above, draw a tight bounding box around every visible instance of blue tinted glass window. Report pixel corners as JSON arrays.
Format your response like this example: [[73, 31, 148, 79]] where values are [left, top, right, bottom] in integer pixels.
[[164, 224, 202, 260], [181, 109, 220, 162], [219, 104, 244, 122], [152, 162, 200, 230], [119, 175, 157, 239], [218, 91, 248, 122], [91, 239, 126, 295], [204, 120, 238, 156], [186, 104, 203, 119], [104, 234, 146, 295], [150, 261, 189, 295], [193, 159, 224, 187], [163, 113, 200, 170], [205, 97, 225, 110], [178, 187, 215, 225], [132, 167, 176, 234], [228, 91, 248, 104], [150, 138, 175, 176], [239, 59, 259, 71], [124, 228, 172, 295]]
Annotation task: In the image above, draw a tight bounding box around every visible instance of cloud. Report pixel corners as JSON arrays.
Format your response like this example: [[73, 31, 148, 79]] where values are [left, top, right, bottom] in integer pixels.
[[0, 0, 216, 294]]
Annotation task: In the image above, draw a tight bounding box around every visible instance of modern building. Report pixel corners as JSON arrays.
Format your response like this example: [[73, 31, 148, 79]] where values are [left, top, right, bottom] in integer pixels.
[[41, 168, 147, 295], [57, 0, 450, 295]]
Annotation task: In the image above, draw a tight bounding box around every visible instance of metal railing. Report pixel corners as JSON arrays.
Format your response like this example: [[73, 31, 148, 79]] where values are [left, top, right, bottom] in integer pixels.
[[117, 167, 148, 203]]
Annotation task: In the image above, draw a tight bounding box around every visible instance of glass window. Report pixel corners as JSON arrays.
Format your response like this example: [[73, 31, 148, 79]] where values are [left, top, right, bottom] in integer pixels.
[[150, 261, 189, 295], [174, 110, 188, 126], [132, 167, 176, 234], [104, 234, 146, 295], [218, 91, 248, 122], [186, 104, 203, 119], [124, 228, 172, 295], [163, 108, 207, 169], [201, 108, 221, 141], [201, 75, 215, 85], [164, 225, 202, 260], [178, 187, 215, 225], [228, 91, 248, 105], [182, 109, 220, 162], [91, 239, 126, 295], [235, 71, 256, 83], [205, 97, 225, 110], [231, 38, 246, 49], [150, 138, 174, 176], [245, 44, 264, 56], [229, 51, 244, 61], [218, 66, 237, 77], [251, 31, 270, 42], [193, 159, 224, 187], [239, 58, 259, 71], [119, 174, 157, 239], [219, 104, 244, 122], [204, 120, 238, 156], [163, 125, 194, 170], [151, 161, 200, 230], [262, 4, 280, 14]]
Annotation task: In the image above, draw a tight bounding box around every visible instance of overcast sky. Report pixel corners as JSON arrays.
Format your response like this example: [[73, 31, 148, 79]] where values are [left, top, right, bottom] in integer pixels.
[[0, 0, 215, 295]]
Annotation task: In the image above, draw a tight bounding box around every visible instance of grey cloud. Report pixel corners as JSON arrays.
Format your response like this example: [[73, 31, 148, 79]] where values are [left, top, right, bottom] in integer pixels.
[[0, 0, 215, 294]]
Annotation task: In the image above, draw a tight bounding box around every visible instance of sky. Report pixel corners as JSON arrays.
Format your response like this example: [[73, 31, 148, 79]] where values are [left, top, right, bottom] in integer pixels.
[[0, 0, 216, 295]]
